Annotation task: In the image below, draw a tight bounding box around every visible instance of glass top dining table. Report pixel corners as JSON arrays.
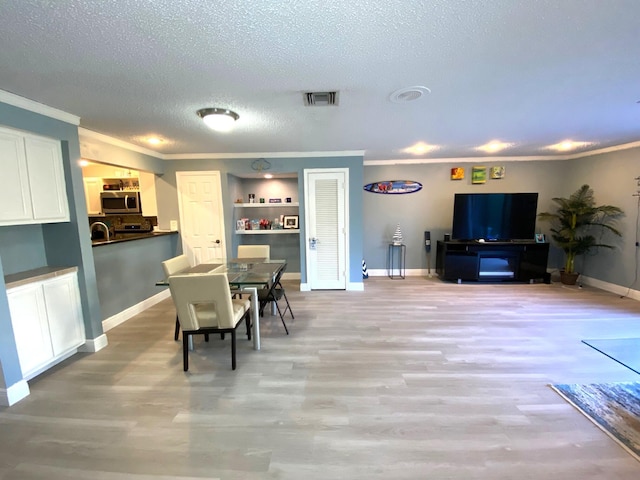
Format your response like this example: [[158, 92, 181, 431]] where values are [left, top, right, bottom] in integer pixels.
[[157, 258, 286, 350]]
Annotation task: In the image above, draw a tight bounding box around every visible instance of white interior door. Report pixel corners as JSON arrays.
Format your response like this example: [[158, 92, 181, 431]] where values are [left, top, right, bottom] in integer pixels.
[[176, 171, 226, 265], [304, 168, 348, 290]]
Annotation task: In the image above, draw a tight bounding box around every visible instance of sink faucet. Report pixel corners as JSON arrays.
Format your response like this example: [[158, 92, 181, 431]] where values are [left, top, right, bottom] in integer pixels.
[[90, 221, 110, 242]]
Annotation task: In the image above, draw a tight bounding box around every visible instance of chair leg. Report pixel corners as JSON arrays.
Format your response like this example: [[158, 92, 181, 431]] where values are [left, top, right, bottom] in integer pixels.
[[274, 301, 289, 335], [182, 333, 190, 371], [174, 316, 180, 341], [204, 334, 209, 342], [231, 329, 237, 370], [245, 311, 252, 340], [282, 291, 294, 319]]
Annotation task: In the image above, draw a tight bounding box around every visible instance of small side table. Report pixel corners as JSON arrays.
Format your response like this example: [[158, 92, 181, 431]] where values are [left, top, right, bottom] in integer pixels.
[[388, 243, 406, 279]]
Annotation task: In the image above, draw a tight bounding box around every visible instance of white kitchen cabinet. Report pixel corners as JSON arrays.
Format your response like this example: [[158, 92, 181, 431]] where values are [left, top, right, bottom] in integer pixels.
[[83, 177, 103, 215], [6, 284, 53, 378], [7, 271, 85, 380], [0, 126, 69, 226], [0, 128, 32, 223]]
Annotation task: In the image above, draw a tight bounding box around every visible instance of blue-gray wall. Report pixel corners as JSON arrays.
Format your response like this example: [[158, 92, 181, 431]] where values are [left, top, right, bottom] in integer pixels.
[[156, 156, 365, 285], [363, 150, 638, 289], [93, 234, 180, 319], [0, 225, 47, 275]]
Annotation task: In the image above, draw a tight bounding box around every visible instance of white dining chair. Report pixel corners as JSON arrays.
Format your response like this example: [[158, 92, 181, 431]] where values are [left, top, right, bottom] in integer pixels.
[[237, 245, 270, 259], [161, 254, 191, 340], [168, 273, 251, 371]]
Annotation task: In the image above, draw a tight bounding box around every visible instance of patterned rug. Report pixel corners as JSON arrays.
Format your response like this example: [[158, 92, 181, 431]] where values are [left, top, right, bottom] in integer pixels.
[[551, 382, 640, 462]]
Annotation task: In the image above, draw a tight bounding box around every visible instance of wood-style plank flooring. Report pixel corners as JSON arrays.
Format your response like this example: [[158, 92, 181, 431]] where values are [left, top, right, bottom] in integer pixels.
[[2, 277, 640, 479]]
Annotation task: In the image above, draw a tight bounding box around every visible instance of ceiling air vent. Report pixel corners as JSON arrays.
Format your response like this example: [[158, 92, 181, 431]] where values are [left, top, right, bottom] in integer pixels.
[[304, 91, 338, 106]]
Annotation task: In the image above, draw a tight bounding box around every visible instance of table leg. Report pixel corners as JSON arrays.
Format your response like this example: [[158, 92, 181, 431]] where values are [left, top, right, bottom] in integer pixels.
[[243, 286, 260, 350]]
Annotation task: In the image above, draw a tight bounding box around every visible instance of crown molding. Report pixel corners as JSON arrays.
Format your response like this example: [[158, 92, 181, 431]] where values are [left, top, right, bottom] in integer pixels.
[[162, 150, 365, 160], [0, 89, 80, 125], [364, 141, 640, 166], [78, 128, 164, 159]]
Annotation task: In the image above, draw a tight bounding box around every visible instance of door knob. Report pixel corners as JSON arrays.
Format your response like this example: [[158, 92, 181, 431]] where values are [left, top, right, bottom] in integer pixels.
[[215, 239, 221, 244]]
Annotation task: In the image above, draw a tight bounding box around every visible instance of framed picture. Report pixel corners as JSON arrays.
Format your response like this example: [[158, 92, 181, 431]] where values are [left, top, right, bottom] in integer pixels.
[[283, 215, 299, 229], [236, 219, 245, 231], [450, 167, 464, 180], [472, 166, 487, 184], [490, 166, 506, 179], [535, 233, 545, 243]]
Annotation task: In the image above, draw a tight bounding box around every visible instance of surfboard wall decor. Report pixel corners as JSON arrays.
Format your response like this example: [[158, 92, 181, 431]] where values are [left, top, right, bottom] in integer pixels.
[[363, 180, 422, 194]]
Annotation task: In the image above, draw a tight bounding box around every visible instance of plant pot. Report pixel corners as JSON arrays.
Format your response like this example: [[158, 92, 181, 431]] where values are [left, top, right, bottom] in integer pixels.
[[560, 271, 580, 285]]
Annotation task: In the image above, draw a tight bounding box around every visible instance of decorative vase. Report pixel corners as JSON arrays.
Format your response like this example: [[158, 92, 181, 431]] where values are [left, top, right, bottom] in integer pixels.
[[392, 224, 403, 245]]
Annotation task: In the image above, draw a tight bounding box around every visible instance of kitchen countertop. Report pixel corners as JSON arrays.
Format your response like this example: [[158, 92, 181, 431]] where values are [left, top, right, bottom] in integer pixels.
[[4, 266, 78, 290], [91, 230, 178, 247]]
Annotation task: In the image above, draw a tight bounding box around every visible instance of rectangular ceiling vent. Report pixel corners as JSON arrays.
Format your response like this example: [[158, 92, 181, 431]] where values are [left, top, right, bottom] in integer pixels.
[[304, 91, 338, 106]]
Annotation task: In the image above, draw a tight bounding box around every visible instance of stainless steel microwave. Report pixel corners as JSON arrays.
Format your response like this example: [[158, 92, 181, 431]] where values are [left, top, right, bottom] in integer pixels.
[[100, 191, 141, 214]]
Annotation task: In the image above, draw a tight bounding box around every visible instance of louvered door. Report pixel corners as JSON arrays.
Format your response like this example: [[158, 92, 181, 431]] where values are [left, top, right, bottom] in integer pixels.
[[304, 169, 347, 289]]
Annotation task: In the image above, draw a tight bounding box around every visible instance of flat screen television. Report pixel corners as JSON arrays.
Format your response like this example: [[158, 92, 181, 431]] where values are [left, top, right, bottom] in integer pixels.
[[451, 193, 538, 241]]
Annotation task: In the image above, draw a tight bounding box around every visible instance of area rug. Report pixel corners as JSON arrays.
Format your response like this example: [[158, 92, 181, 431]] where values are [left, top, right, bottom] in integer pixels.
[[551, 382, 640, 462], [582, 338, 640, 375]]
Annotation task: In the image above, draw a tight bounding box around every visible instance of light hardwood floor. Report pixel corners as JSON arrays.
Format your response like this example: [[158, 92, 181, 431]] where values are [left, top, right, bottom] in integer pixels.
[[2, 277, 640, 479]]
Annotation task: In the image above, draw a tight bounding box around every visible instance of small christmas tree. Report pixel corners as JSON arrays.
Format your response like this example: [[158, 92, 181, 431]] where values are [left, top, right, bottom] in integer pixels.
[[392, 224, 403, 245]]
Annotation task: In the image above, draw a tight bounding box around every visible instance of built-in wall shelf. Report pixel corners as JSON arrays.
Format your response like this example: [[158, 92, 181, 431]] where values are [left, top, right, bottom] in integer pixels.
[[234, 202, 299, 208], [235, 229, 299, 235]]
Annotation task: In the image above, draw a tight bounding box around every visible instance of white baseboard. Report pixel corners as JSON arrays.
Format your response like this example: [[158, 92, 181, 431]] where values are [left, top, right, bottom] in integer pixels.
[[79, 333, 109, 353], [102, 289, 171, 332], [0, 380, 30, 406], [299, 282, 363, 291], [300, 283, 310, 291], [367, 268, 432, 277], [579, 275, 640, 300]]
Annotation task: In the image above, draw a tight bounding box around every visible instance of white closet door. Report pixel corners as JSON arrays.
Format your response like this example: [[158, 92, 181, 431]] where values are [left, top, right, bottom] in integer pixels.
[[304, 169, 347, 290]]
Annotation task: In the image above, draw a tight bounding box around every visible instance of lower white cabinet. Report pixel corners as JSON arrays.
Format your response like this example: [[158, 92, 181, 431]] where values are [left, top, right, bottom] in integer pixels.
[[7, 272, 85, 379]]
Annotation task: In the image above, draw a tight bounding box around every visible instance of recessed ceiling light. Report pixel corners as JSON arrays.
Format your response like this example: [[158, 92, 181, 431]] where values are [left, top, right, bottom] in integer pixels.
[[546, 140, 592, 151], [197, 108, 239, 132], [147, 137, 163, 145], [79, 159, 90, 167], [476, 140, 513, 153], [402, 142, 439, 155], [389, 86, 431, 103], [264, 173, 273, 179]]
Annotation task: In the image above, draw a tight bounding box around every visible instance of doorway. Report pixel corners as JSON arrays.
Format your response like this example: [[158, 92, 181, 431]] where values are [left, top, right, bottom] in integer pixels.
[[303, 168, 348, 290], [176, 171, 226, 264]]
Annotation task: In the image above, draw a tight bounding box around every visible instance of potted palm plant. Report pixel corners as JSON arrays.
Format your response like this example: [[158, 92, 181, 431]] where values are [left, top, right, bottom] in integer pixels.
[[537, 184, 624, 285]]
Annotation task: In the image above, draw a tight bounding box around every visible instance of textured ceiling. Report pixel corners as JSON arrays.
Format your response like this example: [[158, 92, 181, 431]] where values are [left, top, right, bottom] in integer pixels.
[[0, 0, 639, 161]]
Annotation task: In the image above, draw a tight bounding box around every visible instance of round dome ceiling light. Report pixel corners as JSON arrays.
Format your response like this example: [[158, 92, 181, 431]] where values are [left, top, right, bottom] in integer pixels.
[[197, 108, 239, 132], [389, 86, 431, 103]]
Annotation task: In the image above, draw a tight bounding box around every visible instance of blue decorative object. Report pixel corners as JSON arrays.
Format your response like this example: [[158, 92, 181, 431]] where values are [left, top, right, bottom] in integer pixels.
[[363, 180, 422, 194]]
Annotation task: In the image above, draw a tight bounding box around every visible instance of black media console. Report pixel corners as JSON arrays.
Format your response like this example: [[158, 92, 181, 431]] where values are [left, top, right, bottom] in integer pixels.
[[436, 240, 550, 283]]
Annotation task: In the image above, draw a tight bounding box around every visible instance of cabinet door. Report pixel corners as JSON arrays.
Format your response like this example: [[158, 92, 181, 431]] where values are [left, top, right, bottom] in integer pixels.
[[83, 177, 103, 215], [24, 135, 70, 222], [7, 284, 54, 377], [43, 273, 85, 356], [0, 128, 32, 225]]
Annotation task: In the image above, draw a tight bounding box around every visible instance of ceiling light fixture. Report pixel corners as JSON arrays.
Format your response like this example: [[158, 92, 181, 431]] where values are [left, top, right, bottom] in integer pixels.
[[476, 140, 513, 153], [147, 137, 163, 145], [196, 108, 239, 132]]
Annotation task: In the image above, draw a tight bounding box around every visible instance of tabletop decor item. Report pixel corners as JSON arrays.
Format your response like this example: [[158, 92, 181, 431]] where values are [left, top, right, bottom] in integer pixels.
[[392, 224, 403, 245], [283, 215, 299, 229], [363, 180, 422, 194]]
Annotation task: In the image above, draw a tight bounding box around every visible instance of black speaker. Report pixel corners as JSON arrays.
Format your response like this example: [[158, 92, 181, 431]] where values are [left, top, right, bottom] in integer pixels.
[[444, 233, 451, 242], [424, 231, 431, 252]]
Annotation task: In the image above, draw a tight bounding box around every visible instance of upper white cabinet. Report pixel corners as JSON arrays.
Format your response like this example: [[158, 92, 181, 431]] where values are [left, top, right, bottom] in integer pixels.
[[83, 177, 103, 215], [0, 126, 69, 226]]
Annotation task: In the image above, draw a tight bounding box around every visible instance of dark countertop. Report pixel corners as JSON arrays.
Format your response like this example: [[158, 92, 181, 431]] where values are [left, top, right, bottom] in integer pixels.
[[91, 230, 179, 247], [5, 266, 78, 290]]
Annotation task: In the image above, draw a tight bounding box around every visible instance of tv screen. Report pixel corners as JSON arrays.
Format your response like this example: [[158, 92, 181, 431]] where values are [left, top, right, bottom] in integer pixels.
[[451, 193, 538, 241]]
